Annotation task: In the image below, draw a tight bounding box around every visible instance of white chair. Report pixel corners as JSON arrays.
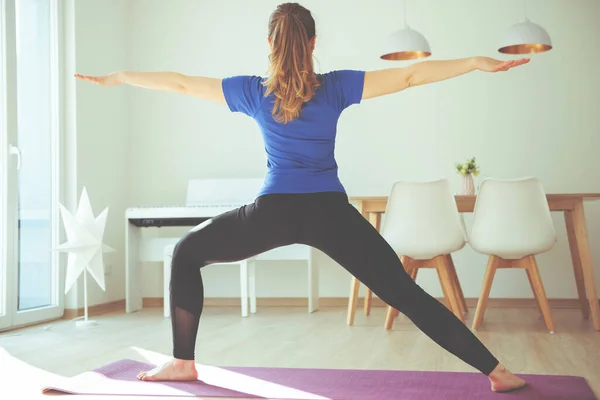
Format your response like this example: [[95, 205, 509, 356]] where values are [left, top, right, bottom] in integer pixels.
[[381, 179, 469, 330], [163, 243, 317, 319], [469, 177, 557, 332]]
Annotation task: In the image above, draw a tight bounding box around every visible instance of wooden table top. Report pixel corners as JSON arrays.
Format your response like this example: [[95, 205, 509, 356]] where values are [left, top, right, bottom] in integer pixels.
[[350, 193, 600, 201], [349, 193, 600, 213]]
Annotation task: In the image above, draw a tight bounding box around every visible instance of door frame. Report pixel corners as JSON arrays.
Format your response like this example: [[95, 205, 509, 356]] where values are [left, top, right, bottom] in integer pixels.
[[1, 0, 64, 331], [0, 0, 17, 331]]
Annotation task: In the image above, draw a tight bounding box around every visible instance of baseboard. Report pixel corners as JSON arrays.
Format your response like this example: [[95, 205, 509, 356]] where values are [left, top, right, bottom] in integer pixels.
[[148, 297, 596, 310], [62, 300, 126, 320], [201, 297, 597, 310], [63, 297, 597, 319]]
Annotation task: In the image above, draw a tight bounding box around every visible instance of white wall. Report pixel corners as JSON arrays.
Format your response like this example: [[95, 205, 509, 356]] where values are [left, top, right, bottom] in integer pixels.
[[87, 0, 600, 302], [65, 0, 131, 308]]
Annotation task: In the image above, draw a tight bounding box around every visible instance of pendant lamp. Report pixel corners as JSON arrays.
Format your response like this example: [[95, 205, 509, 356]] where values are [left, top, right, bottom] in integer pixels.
[[498, 0, 552, 54], [381, 0, 431, 61]]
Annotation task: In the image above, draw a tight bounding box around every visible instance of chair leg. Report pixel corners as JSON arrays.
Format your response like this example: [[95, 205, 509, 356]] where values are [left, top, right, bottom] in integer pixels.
[[434, 258, 454, 313], [240, 260, 249, 318], [524, 256, 556, 333], [409, 268, 418, 280], [384, 256, 419, 330], [472, 256, 499, 331], [446, 255, 468, 315], [347, 277, 360, 325], [383, 256, 414, 329], [408, 267, 418, 311], [364, 288, 373, 316], [525, 268, 542, 315], [249, 259, 257, 314], [437, 268, 453, 312], [384, 306, 396, 330], [436, 256, 465, 323]]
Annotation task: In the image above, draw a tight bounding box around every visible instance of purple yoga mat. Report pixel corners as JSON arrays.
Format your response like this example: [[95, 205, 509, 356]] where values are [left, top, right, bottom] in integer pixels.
[[41, 359, 597, 400]]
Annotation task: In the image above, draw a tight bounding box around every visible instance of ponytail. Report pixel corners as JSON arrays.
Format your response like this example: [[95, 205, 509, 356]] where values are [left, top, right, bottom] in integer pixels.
[[264, 3, 319, 124]]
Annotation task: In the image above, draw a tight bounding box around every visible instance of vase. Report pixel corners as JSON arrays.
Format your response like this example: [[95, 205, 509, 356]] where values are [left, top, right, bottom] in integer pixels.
[[460, 174, 475, 195]]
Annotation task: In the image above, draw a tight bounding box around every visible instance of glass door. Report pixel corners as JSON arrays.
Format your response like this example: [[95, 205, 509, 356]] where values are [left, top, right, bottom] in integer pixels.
[[1, 0, 62, 331]]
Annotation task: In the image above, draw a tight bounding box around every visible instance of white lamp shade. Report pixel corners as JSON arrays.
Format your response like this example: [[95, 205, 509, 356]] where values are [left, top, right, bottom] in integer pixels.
[[499, 19, 552, 54], [381, 27, 431, 60]]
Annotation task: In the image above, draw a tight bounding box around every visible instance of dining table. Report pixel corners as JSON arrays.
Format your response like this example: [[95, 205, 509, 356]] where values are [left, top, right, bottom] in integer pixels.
[[347, 193, 600, 331]]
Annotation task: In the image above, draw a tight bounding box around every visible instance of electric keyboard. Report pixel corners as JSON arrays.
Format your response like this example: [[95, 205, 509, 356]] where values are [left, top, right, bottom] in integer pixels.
[[126, 178, 264, 227], [126, 205, 245, 227]]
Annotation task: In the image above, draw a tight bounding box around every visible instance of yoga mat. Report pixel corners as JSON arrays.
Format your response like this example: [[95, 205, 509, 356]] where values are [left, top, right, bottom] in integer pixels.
[[41, 359, 597, 400]]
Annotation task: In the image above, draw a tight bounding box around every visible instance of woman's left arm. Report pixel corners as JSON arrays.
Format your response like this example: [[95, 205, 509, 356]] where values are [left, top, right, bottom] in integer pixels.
[[75, 71, 226, 104], [361, 56, 530, 100]]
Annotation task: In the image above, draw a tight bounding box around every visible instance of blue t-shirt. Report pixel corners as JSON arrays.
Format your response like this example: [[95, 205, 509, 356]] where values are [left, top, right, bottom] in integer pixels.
[[222, 70, 365, 197]]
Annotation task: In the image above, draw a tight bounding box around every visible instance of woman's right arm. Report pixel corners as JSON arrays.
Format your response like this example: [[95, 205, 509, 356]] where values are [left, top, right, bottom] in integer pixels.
[[75, 71, 226, 104]]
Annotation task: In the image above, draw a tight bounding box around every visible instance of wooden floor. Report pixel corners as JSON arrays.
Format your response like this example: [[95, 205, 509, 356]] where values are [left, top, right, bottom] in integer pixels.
[[1, 305, 599, 399]]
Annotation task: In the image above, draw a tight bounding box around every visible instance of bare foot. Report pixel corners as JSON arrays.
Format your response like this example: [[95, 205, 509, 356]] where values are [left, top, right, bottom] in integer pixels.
[[488, 364, 527, 392], [136, 358, 199, 381]]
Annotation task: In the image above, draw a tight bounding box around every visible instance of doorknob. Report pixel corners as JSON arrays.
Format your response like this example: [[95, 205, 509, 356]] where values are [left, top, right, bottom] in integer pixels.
[[8, 144, 21, 170]]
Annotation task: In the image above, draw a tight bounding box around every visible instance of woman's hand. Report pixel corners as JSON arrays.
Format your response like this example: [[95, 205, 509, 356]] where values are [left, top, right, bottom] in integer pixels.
[[74, 72, 123, 86], [474, 57, 530, 72]]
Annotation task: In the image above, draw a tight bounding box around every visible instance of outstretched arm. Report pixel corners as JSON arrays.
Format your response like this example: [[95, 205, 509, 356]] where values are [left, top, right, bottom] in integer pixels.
[[362, 56, 529, 100], [74, 71, 226, 104]]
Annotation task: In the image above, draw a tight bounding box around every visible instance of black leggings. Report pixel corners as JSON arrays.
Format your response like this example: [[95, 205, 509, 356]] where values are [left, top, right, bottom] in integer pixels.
[[169, 192, 499, 375]]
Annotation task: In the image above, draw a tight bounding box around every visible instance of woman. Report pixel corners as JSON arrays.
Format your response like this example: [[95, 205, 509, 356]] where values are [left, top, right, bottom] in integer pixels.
[[76, 2, 529, 393]]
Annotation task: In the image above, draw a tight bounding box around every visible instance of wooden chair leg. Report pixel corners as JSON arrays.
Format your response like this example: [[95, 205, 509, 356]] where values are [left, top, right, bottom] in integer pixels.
[[437, 268, 453, 311], [472, 256, 499, 331], [364, 288, 373, 316], [391, 266, 410, 322], [525, 268, 543, 315], [409, 268, 418, 280], [524, 256, 556, 333], [436, 256, 465, 323], [347, 277, 360, 326], [446, 255, 468, 315], [384, 256, 413, 329], [409, 267, 419, 311], [384, 306, 397, 330], [434, 259, 454, 313], [384, 256, 414, 330]]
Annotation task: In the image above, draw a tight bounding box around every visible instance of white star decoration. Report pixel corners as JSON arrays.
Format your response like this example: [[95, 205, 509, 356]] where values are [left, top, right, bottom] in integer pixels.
[[55, 187, 114, 294]]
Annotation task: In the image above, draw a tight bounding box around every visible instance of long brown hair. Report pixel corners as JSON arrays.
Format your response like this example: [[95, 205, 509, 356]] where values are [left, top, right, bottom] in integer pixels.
[[264, 3, 320, 124]]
